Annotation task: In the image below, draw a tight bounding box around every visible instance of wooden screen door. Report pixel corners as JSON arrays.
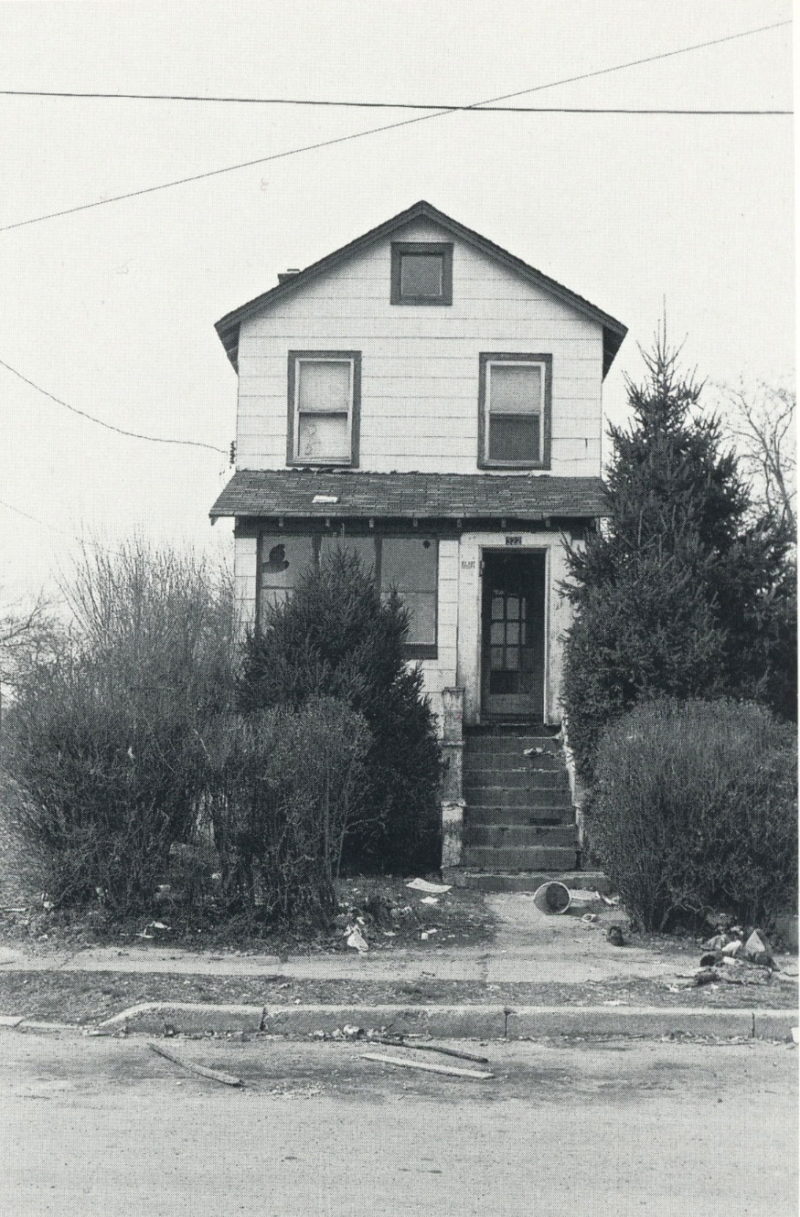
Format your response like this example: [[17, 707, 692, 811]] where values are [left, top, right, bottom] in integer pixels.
[[480, 551, 545, 719]]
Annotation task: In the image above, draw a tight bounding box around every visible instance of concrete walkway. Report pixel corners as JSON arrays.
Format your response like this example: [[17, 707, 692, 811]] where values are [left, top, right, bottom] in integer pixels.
[[0, 895, 685, 985], [1, 894, 796, 1041]]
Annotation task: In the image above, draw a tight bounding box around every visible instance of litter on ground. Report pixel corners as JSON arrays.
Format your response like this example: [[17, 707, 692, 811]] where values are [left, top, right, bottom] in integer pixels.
[[406, 878, 452, 894]]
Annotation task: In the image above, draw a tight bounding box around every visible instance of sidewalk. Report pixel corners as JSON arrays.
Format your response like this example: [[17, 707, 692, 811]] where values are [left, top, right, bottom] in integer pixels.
[[1, 894, 796, 1041]]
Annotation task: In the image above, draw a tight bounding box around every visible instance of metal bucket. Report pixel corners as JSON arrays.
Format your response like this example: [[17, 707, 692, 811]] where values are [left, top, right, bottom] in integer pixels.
[[532, 881, 571, 914]]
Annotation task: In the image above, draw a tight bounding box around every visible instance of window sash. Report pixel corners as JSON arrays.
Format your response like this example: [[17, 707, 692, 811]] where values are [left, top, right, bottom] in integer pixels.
[[293, 357, 353, 462]]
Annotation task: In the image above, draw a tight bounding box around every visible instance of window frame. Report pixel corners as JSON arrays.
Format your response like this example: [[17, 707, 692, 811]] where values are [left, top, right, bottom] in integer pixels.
[[390, 242, 453, 306], [286, 350, 361, 467], [477, 352, 552, 470], [256, 530, 438, 659]]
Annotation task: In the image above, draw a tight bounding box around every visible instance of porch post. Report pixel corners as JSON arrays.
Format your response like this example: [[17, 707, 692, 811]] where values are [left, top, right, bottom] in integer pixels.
[[440, 687, 465, 867]]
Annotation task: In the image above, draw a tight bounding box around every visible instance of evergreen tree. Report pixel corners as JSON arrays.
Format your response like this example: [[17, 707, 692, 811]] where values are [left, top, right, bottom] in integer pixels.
[[562, 336, 796, 779], [239, 549, 442, 871]]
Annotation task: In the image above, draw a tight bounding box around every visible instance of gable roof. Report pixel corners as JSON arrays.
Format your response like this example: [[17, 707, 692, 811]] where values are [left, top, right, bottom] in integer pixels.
[[215, 200, 627, 376], [210, 469, 608, 523]]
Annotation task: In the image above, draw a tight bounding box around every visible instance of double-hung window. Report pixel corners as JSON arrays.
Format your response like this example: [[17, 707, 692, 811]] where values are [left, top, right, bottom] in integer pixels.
[[287, 351, 361, 466], [478, 353, 552, 469]]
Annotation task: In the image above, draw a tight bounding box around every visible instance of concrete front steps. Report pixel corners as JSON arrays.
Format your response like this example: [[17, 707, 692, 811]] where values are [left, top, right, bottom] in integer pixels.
[[445, 868, 611, 895], [458, 725, 583, 889]]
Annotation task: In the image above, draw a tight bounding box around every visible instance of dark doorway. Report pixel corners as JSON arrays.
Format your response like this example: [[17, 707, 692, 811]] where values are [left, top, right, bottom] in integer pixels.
[[480, 551, 545, 720]]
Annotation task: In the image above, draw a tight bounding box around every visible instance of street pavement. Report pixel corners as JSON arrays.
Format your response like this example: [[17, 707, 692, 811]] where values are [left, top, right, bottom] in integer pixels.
[[1, 1029, 796, 1216]]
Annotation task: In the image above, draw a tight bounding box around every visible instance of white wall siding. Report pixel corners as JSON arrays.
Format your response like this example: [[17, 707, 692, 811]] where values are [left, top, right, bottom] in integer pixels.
[[234, 534, 257, 635], [236, 218, 605, 475]]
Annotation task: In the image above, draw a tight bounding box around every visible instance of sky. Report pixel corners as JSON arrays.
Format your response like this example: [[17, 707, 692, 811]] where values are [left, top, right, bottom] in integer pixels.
[[0, 0, 793, 612]]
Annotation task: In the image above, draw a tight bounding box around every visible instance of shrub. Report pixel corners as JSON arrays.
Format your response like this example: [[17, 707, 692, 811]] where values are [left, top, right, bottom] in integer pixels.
[[587, 697, 797, 931], [239, 549, 442, 872], [204, 698, 370, 925], [1, 542, 235, 912]]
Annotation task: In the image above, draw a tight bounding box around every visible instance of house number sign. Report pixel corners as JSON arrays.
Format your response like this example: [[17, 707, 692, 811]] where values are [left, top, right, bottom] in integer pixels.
[[505, 535, 522, 546]]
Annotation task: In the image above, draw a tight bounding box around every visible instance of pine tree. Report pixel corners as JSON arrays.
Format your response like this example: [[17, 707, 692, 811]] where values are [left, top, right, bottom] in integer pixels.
[[562, 336, 796, 779], [238, 549, 442, 871]]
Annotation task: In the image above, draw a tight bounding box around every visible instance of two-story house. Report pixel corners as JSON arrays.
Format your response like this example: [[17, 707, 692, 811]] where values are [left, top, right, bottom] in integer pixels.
[[210, 200, 626, 880]]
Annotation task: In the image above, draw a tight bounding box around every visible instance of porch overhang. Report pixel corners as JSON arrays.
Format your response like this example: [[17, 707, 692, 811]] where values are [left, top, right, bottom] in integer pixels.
[[210, 470, 608, 527]]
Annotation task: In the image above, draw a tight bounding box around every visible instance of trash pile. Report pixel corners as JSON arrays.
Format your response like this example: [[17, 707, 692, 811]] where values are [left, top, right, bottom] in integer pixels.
[[692, 923, 779, 987], [334, 878, 453, 954]]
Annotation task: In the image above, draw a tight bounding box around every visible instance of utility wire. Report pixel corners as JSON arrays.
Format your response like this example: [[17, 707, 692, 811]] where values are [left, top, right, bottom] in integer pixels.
[[0, 495, 126, 558], [0, 90, 789, 116], [0, 356, 227, 454], [0, 18, 790, 234]]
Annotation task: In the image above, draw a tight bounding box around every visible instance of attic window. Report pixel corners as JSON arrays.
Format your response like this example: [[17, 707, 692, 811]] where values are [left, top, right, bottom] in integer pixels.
[[391, 242, 453, 306]]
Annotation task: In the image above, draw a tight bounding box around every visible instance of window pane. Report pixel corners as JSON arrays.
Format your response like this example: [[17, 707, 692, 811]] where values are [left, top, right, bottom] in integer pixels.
[[506, 597, 519, 620], [400, 254, 443, 298], [490, 622, 504, 645], [259, 535, 315, 624], [506, 622, 519, 646], [401, 592, 436, 644], [488, 415, 540, 462], [297, 360, 351, 412], [489, 364, 542, 415], [381, 589, 436, 644], [380, 538, 437, 592], [319, 536, 376, 573], [298, 412, 349, 460]]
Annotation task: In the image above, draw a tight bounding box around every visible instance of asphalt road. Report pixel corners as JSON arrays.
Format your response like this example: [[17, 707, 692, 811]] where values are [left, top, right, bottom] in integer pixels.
[[1, 1030, 796, 1216]]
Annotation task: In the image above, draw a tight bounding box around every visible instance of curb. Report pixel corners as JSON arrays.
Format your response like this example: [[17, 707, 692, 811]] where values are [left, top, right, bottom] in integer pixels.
[[89, 1001, 798, 1042]]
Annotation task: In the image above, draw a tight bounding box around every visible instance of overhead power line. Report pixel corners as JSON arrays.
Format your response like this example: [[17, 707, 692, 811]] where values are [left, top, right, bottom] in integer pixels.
[[0, 356, 227, 454], [0, 18, 790, 235], [0, 89, 790, 116]]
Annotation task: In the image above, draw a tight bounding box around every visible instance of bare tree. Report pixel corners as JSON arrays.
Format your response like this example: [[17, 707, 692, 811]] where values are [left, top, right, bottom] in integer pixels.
[[720, 382, 796, 534]]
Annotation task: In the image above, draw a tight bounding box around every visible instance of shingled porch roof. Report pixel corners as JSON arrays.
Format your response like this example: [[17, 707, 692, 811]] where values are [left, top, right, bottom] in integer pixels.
[[210, 470, 608, 522]]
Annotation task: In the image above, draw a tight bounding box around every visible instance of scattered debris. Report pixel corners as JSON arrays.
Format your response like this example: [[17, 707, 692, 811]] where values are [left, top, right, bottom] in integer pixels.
[[722, 939, 742, 957], [345, 925, 369, 954], [419, 896, 439, 906], [598, 892, 620, 907], [371, 1037, 490, 1065], [532, 881, 571, 914], [406, 878, 452, 894], [137, 920, 171, 939], [148, 1041, 243, 1087], [420, 929, 438, 940], [361, 1052, 493, 1081], [744, 929, 770, 957], [606, 926, 625, 947], [581, 913, 598, 924]]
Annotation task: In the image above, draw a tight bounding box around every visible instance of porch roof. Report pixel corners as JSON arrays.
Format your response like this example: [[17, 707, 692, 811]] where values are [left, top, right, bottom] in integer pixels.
[[210, 469, 608, 522]]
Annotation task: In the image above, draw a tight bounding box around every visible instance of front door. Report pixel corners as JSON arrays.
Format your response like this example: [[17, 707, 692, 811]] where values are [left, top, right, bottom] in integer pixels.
[[480, 551, 545, 719]]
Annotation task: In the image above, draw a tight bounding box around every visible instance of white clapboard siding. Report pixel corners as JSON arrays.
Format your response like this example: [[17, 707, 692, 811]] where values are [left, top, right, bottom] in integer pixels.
[[236, 216, 605, 475]]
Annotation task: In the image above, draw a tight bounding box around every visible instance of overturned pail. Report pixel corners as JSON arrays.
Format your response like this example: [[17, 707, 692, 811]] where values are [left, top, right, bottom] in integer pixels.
[[532, 881, 571, 914]]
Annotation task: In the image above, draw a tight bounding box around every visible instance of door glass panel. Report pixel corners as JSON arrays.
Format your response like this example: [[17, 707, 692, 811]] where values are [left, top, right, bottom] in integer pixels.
[[506, 597, 519, 620], [506, 622, 519, 646]]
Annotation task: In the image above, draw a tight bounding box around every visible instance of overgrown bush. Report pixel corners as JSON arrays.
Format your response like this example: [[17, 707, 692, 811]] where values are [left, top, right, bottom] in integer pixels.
[[1, 542, 235, 912], [204, 698, 370, 925], [239, 549, 442, 872], [587, 697, 798, 931]]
